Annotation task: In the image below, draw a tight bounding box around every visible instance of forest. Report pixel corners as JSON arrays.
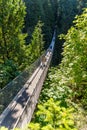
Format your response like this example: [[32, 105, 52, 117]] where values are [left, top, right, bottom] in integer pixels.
[[0, 0, 87, 130]]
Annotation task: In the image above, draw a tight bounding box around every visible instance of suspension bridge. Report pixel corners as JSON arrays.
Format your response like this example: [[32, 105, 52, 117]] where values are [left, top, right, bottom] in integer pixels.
[[0, 30, 56, 129]]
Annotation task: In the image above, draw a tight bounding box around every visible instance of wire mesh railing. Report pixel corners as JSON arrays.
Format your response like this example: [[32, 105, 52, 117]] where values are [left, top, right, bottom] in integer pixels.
[[0, 58, 41, 114], [13, 50, 52, 129]]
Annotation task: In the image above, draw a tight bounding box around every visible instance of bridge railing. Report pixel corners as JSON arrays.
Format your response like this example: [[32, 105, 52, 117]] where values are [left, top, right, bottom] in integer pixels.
[[13, 49, 53, 129], [0, 57, 42, 114]]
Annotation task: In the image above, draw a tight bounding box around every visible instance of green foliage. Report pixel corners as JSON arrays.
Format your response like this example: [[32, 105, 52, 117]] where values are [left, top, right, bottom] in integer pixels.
[[28, 98, 76, 130], [59, 8, 87, 108], [27, 20, 44, 63], [0, 127, 8, 130], [0, 0, 27, 65], [39, 68, 72, 106], [27, 67, 78, 130], [0, 127, 20, 130], [0, 0, 28, 88], [0, 60, 20, 88]]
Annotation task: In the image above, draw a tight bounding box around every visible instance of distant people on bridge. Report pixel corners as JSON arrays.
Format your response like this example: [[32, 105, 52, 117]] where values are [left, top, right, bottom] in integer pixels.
[[40, 55, 46, 69], [47, 45, 52, 55]]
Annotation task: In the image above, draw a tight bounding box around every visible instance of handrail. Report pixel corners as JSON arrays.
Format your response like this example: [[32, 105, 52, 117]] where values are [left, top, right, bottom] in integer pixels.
[[0, 53, 46, 114], [13, 49, 52, 129], [0, 58, 40, 93]]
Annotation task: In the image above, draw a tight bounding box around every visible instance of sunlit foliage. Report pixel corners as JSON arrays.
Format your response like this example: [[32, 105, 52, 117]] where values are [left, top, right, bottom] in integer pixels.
[[59, 8, 87, 108]]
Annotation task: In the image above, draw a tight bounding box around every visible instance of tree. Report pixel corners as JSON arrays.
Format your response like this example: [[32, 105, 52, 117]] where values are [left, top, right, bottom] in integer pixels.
[[28, 21, 44, 63], [59, 8, 87, 108], [0, 0, 27, 88], [0, 0, 27, 65]]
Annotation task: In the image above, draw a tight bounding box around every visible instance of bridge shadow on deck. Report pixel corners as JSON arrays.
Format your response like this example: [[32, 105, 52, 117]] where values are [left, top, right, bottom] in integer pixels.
[[1, 87, 30, 129]]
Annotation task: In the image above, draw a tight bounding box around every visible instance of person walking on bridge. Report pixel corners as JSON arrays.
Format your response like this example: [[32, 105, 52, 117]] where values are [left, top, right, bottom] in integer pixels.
[[47, 45, 52, 56], [40, 55, 46, 69]]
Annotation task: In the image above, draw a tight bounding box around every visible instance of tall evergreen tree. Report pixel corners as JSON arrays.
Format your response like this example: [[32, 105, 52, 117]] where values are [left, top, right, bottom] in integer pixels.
[[0, 0, 27, 88], [0, 0, 27, 65], [29, 21, 44, 63]]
